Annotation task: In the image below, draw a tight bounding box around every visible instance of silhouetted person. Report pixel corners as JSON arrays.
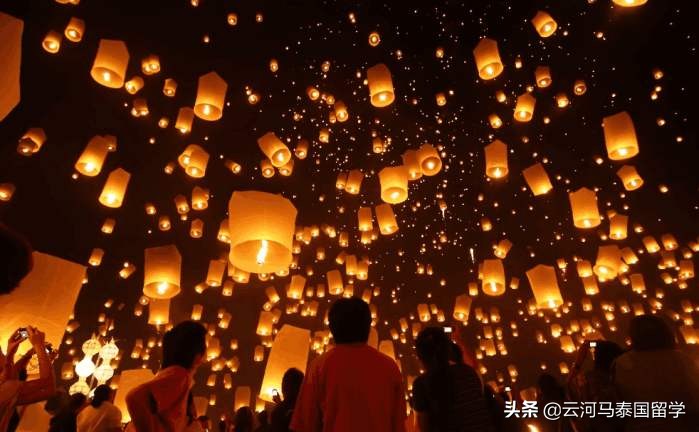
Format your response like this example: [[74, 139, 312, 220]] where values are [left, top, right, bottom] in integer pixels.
[[77, 384, 122, 432], [254, 410, 269, 432], [270, 368, 304, 432], [538, 374, 572, 432], [411, 327, 495, 432], [126, 321, 207, 431], [290, 297, 406, 432], [613, 314, 699, 431], [0, 223, 33, 295], [233, 406, 254, 432], [50, 392, 87, 432]]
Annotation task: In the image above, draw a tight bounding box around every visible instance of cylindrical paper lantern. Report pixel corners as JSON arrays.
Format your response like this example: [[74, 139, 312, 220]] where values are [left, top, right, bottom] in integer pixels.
[[401, 150, 423, 180], [482, 259, 505, 296], [594, 245, 621, 280], [453, 294, 472, 322], [17, 128, 47, 156], [367, 63, 395, 107], [609, 214, 628, 240], [228, 191, 297, 274], [334, 100, 349, 122], [257, 132, 291, 167], [163, 78, 177, 97], [357, 207, 373, 232], [64, 17, 85, 42], [375, 203, 398, 235], [417, 144, 442, 176], [175, 107, 194, 134], [75, 136, 109, 176], [603, 111, 638, 160], [379, 166, 408, 203], [206, 260, 226, 287], [124, 76, 144, 94], [514, 93, 536, 122], [98, 168, 130, 208], [148, 299, 170, 325], [345, 170, 364, 194], [531, 11, 557, 37], [569, 187, 600, 229], [43, 31, 62, 53], [613, 0, 647, 7], [484, 139, 508, 179], [473, 38, 503, 80], [534, 66, 552, 88], [91, 39, 129, 88], [522, 163, 552, 196], [526, 264, 564, 309], [194, 71, 227, 121], [178, 144, 209, 178], [616, 165, 643, 190], [143, 245, 181, 299]]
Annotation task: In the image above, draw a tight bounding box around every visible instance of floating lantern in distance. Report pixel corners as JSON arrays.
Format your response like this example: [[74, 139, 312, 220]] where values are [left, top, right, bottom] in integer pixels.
[[334, 100, 349, 122], [75, 135, 109, 176], [484, 139, 508, 179], [148, 299, 170, 326], [368, 31, 381, 47], [192, 186, 209, 210], [401, 150, 423, 180], [435, 93, 447, 106], [493, 239, 512, 259], [141, 55, 160, 75], [473, 38, 503, 80], [375, 203, 398, 235], [594, 245, 622, 280], [526, 264, 564, 309], [64, 17, 85, 42], [98, 168, 130, 208], [358, 207, 373, 232], [555, 93, 569, 108], [522, 163, 553, 196], [175, 107, 194, 134], [143, 245, 181, 299], [535, 66, 552, 88], [177, 144, 209, 178], [261, 159, 275, 178], [569, 187, 600, 229], [514, 93, 536, 122], [278, 159, 294, 176], [453, 294, 472, 323], [42, 31, 62, 53], [190, 219, 203, 238], [613, 0, 647, 7], [616, 165, 643, 191], [228, 191, 297, 274], [603, 111, 639, 160], [163, 78, 177, 97], [306, 86, 320, 100], [295, 139, 309, 159], [194, 71, 227, 121], [17, 128, 47, 156], [488, 114, 503, 129], [257, 132, 291, 167], [345, 170, 364, 195], [609, 214, 628, 240], [124, 76, 144, 94], [531, 11, 557, 37], [88, 248, 104, 266], [269, 58, 279, 73], [327, 269, 343, 295], [206, 260, 226, 287], [574, 80, 587, 95], [417, 144, 442, 176], [482, 259, 505, 296], [367, 63, 395, 107], [91, 39, 129, 88], [379, 166, 409, 204]]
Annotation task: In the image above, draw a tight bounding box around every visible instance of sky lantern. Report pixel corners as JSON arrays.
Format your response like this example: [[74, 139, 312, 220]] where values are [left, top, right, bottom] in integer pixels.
[[147, 298, 170, 326], [375, 203, 398, 235], [206, 260, 226, 287], [141, 55, 160, 75], [535, 66, 552, 88], [453, 294, 472, 323], [64, 17, 85, 42], [569, 187, 601, 229], [576, 260, 593, 278], [642, 236, 660, 253], [573, 80, 587, 95], [327, 269, 343, 295], [357, 206, 373, 232], [473, 38, 503, 80], [526, 264, 564, 309], [493, 239, 512, 259], [175, 107, 194, 133], [75, 135, 109, 176], [417, 304, 431, 322], [260, 325, 310, 402], [488, 114, 503, 129], [334, 100, 349, 122], [345, 170, 364, 194], [594, 245, 622, 281], [417, 144, 442, 176], [522, 163, 553, 196], [613, 0, 648, 7], [17, 128, 47, 156], [163, 78, 177, 97], [482, 259, 505, 296], [228, 191, 297, 274], [124, 76, 144, 94], [256, 311, 275, 336], [98, 168, 130, 208], [366, 63, 395, 107], [42, 31, 62, 53], [609, 213, 628, 240], [192, 186, 209, 210], [616, 165, 643, 191], [514, 93, 536, 122], [190, 219, 204, 238], [257, 132, 291, 167], [178, 144, 209, 178], [531, 11, 557, 37], [401, 150, 423, 180], [603, 111, 639, 160], [295, 139, 309, 159], [484, 139, 508, 179], [143, 245, 181, 299], [90, 39, 129, 88], [379, 166, 409, 203], [194, 71, 227, 121], [287, 275, 305, 299]]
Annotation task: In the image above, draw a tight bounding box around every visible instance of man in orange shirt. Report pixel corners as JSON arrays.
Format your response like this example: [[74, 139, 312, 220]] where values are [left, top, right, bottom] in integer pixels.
[[290, 298, 406, 432]]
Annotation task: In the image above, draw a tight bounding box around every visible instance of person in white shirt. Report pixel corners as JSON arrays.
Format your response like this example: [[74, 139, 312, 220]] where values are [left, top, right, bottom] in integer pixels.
[[77, 384, 122, 432]]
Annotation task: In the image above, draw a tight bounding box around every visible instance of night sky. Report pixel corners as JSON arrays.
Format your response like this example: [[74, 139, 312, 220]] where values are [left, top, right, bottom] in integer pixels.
[[1, 0, 697, 419]]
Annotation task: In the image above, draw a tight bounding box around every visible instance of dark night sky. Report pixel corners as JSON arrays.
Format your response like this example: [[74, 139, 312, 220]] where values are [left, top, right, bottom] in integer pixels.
[[1, 0, 697, 419]]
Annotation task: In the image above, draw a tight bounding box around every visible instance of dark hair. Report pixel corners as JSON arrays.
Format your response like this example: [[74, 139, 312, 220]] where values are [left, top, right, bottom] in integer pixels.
[[281, 368, 304, 405], [91, 384, 112, 408], [69, 393, 87, 411], [0, 223, 33, 295], [449, 341, 464, 364], [629, 314, 676, 351], [162, 320, 207, 370], [593, 340, 624, 371], [537, 373, 564, 402], [415, 327, 452, 372], [233, 406, 254, 432], [328, 298, 371, 344]]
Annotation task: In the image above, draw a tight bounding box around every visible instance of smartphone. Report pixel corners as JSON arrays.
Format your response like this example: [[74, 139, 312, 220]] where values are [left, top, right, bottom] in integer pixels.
[[272, 389, 280, 398], [12, 328, 29, 342], [45, 343, 54, 354], [504, 386, 511, 392], [444, 327, 453, 333], [590, 341, 597, 348]]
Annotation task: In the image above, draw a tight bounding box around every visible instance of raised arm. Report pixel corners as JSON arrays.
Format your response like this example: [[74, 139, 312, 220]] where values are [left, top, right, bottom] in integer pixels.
[[16, 327, 56, 405]]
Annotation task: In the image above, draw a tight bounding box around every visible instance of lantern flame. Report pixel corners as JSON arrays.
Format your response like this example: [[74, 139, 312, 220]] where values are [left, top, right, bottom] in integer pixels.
[[257, 239, 269, 265]]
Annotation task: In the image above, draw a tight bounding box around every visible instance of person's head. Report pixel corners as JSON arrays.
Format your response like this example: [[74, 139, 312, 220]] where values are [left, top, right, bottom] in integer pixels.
[[448, 341, 464, 364], [537, 373, 563, 401], [0, 223, 33, 295], [629, 314, 676, 351], [197, 415, 210, 428], [415, 327, 452, 372], [593, 340, 624, 372], [68, 392, 87, 412], [256, 410, 268, 427], [44, 390, 70, 415], [162, 320, 207, 371], [90, 384, 112, 408], [233, 406, 254, 432], [281, 368, 304, 403], [328, 297, 371, 344]]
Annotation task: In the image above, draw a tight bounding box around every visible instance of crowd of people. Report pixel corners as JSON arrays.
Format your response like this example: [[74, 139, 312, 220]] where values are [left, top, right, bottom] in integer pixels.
[[2, 223, 699, 432]]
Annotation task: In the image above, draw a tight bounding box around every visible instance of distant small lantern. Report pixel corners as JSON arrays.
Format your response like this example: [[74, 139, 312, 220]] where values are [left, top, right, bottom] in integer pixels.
[[594, 245, 622, 281], [194, 71, 227, 121], [473, 38, 504, 80], [295, 139, 309, 159], [453, 294, 472, 322], [484, 139, 508, 179], [535, 66, 552, 88], [375, 203, 398, 235], [257, 132, 291, 167], [488, 114, 503, 129], [175, 107, 194, 134], [573, 80, 587, 95], [401, 150, 423, 180], [603, 111, 639, 160], [417, 144, 442, 176], [367, 63, 395, 107], [75, 136, 109, 176], [616, 165, 643, 191], [64, 17, 85, 42], [531, 11, 557, 37], [482, 259, 505, 296], [261, 160, 275, 178], [345, 170, 364, 195], [163, 78, 177, 97], [334, 101, 349, 122], [17, 128, 47, 156], [526, 264, 564, 309], [98, 168, 130, 208], [569, 187, 601, 229], [178, 144, 209, 178], [43, 31, 62, 53], [612, 0, 647, 7], [514, 93, 536, 122], [91, 39, 129, 88], [124, 76, 144, 94], [379, 166, 409, 204], [357, 207, 373, 232], [609, 214, 628, 240], [141, 55, 160, 75], [522, 163, 553, 196], [143, 245, 182, 299]]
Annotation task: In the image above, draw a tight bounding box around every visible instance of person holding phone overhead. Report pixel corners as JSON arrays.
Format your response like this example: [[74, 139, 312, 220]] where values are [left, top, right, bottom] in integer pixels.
[[0, 326, 57, 431]]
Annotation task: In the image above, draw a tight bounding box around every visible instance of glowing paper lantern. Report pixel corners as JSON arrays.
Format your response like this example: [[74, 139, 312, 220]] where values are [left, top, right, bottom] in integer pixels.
[[484, 140, 508, 179], [75, 136, 109, 176], [257, 132, 291, 167], [366, 63, 395, 107], [609, 214, 628, 240], [42, 31, 62, 53], [357, 207, 373, 232], [522, 163, 553, 196], [141, 55, 160, 75], [175, 107, 194, 134], [17, 128, 47, 156], [64, 17, 85, 42], [417, 144, 442, 176], [98, 168, 130, 208], [234, 386, 251, 410], [379, 166, 409, 203], [569, 187, 600, 229], [327, 270, 343, 295], [603, 114, 642, 166], [345, 170, 364, 194], [531, 11, 557, 37], [574, 80, 587, 95], [526, 264, 564, 309], [163, 78, 177, 97], [334, 100, 349, 122], [143, 245, 181, 299], [402, 150, 423, 180], [194, 71, 227, 120], [178, 144, 209, 178], [473, 38, 503, 80], [288, 275, 305, 299], [613, 0, 647, 7], [90, 39, 129, 88], [114, 369, 155, 423], [482, 259, 505, 296], [0, 12, 23, 122], [453, 294, 472, 323], [375, 203, 398, 235], [259, 325, 310, 402], [488, 114, 503, 129], [228, 191, 297, 274], [514, 93, 536, 122], [124, 76, 144, 94], [534, 66, 552, 88], [148, 298, 170, 325]]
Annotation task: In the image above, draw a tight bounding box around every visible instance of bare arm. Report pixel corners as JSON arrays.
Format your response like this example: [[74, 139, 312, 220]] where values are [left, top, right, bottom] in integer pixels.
[[126, 384, 155, 432], [16, 327, 55, 405]]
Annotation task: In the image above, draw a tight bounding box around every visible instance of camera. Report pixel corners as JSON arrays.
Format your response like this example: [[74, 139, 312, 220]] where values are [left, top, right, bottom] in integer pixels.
[[12, 327, 29, 342], [444, 327, 453, 333]]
